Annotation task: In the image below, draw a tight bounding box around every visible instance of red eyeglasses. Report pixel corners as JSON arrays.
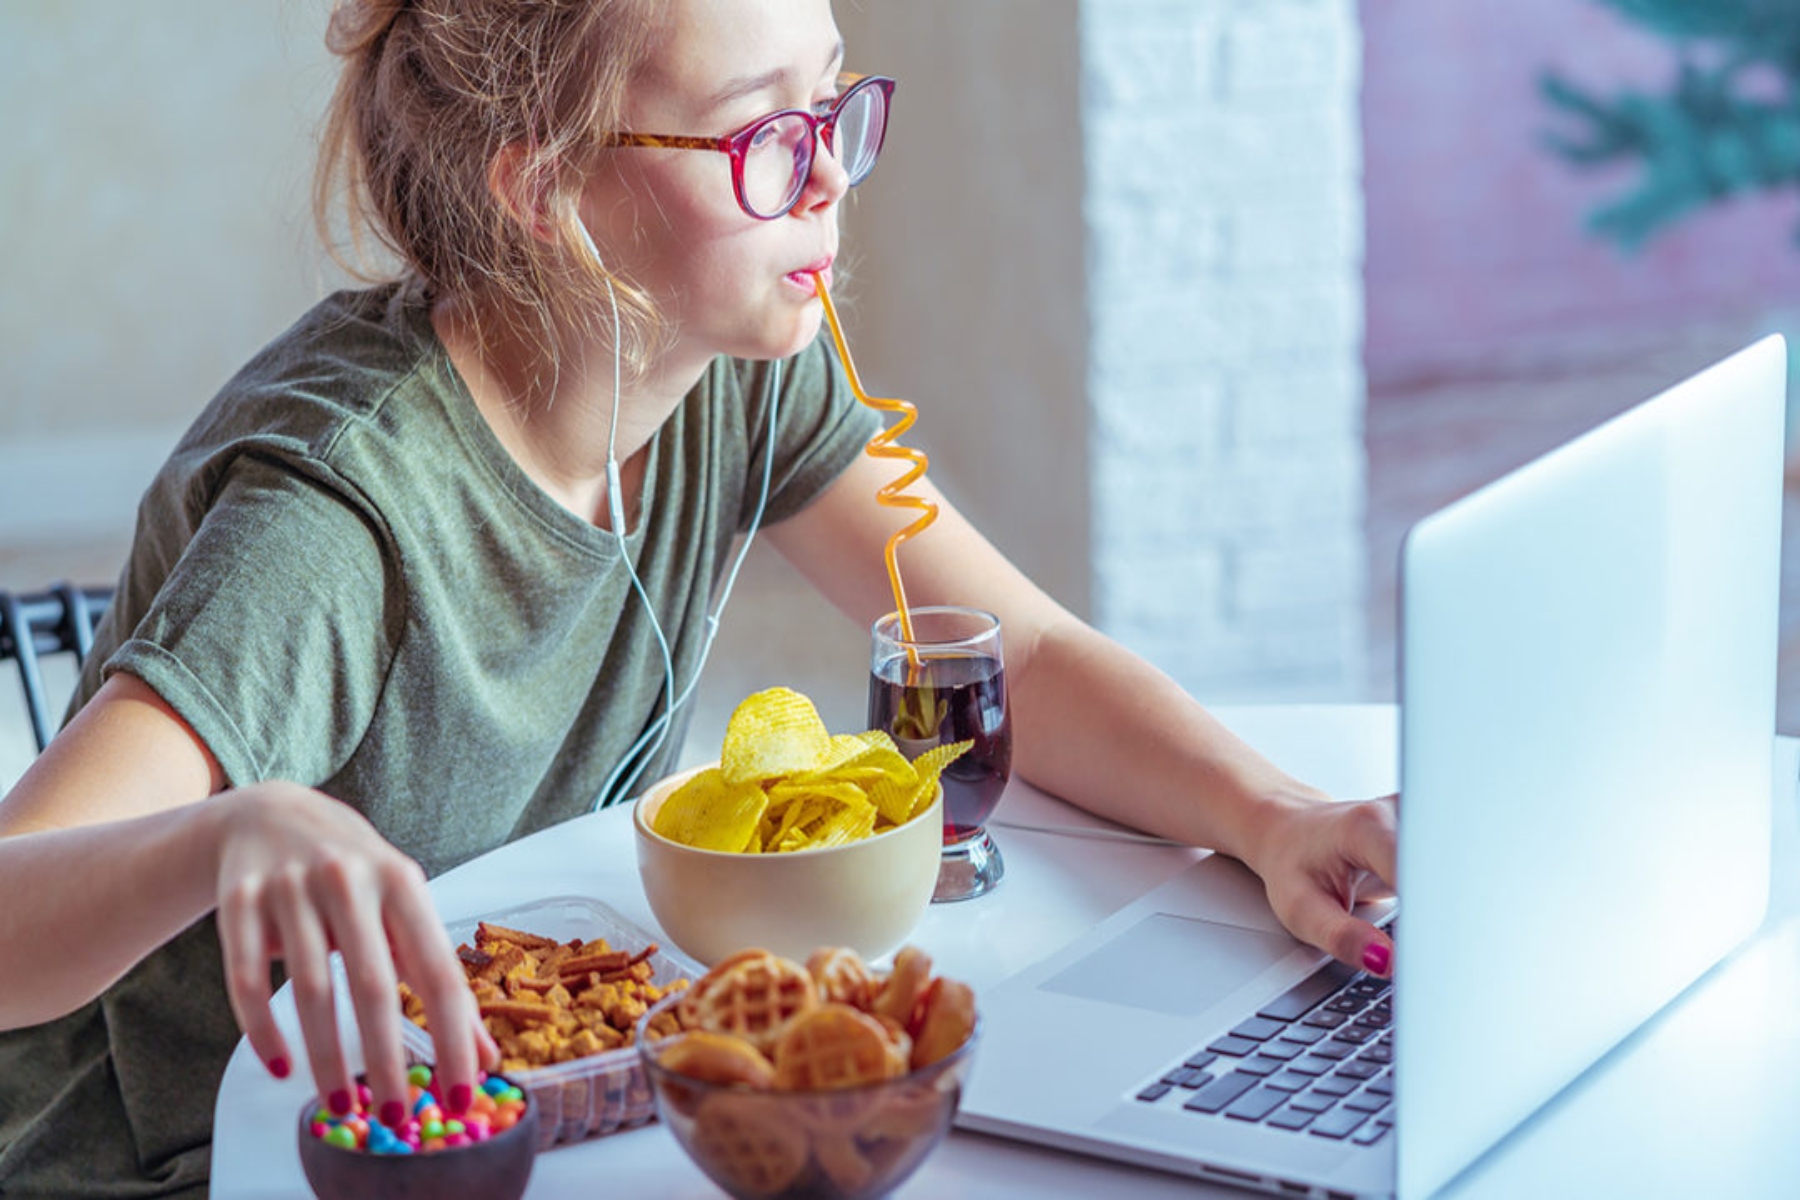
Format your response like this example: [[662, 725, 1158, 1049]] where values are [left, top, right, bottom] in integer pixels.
[[601, 73, 895, 220]]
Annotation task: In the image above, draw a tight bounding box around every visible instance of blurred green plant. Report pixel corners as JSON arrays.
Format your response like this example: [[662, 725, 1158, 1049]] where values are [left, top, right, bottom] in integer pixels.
[[1540, 0, 1800, 252]]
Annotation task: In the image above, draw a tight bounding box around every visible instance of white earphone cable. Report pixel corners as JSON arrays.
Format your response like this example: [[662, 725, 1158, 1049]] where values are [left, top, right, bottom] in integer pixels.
[[577, 220, 782, 810]]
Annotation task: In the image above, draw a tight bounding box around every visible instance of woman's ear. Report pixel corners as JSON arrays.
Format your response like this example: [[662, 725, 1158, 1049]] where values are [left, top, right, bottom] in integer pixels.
[[487, 142, 561, 244]]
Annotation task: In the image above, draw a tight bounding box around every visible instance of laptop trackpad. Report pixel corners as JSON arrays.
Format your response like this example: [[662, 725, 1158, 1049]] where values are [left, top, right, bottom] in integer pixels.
[[1039, 912, 1297, 1017]]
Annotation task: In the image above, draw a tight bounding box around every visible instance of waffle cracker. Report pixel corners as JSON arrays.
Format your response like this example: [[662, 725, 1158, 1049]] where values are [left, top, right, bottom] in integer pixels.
[[812, 1128, 877, 1194], [679, 948, 818, 1055], [910, 977, 978, 1069], [658, 1030, 778, 1090], [772, 1003, 897, 1091], [872, 944, 934, 1029], [689, 1091, 808, 1197], [806, 945, 879, 1009]]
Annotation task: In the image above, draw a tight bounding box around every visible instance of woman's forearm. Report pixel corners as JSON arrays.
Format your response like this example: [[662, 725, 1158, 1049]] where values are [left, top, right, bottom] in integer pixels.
[[1008, 621, 1325, 861], [0, 798, 227, 1029]]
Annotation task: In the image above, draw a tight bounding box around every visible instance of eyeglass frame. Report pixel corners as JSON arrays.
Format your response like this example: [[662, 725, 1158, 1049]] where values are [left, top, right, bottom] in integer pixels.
[[598, 72, 896, 220]]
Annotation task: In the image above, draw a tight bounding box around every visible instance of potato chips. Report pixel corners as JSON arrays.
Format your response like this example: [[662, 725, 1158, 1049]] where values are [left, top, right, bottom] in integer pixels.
[[653, 687, 967, 854]]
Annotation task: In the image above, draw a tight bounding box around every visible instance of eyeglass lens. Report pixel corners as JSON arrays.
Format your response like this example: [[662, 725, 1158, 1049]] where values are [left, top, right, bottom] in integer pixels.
[[741, 81, 887, 218]]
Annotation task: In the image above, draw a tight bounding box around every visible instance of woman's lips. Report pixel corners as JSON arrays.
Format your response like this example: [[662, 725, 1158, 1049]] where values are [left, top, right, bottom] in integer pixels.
[[788, 260, 833, 290]]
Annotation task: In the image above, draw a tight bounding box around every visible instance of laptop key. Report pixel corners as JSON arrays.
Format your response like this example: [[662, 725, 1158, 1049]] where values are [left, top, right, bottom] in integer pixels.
[[1353, 1122, 1392, 1146], [1265, 1105, 1318, 1131], [1256, 1039, 1306, 1062], [1289, 1055, 1336, 1076], [1206, 1035, 1262, 1058], [1286, 1090, 1339, 1114], [1234, 1056, 1286, 1078], [1308, 1106, 1372, 1140], [1265, 1070, 1313, 1092], [1343, 1090, 1391, 1114], [1312, 1074, 1358, 1098], [1182, 1071, 1260, 1114], [1230, 1016, 1289, 1042], [1136, 1081, 1174, 1102], [1277, 1023, 1327, 1045], [1256, 961, 1358, 1022], [1224, 1085, 1288, 1123], [1336, 1059, 1381, 1081], [1302, 1009, 1349, 1029], [1183, 1051, 1220, 1071]]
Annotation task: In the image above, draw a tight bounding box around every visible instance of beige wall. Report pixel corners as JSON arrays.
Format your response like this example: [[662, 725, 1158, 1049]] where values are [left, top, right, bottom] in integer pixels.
[[0, 0, 340, 544], [837, 2, 1091, 616], [2, 1, 341, 435]]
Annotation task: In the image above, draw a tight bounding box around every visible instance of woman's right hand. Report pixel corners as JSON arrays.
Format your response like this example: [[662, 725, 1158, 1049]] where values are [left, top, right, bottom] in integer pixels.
[[214, 781, 498, 1129]]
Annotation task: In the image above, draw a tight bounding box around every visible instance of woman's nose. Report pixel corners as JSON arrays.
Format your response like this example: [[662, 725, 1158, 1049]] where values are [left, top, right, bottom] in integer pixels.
[[792, 128, 852, 215]]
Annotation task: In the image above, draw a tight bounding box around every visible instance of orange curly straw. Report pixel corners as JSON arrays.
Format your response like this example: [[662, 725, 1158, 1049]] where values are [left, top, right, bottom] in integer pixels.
[[811, 272, 935, 647]]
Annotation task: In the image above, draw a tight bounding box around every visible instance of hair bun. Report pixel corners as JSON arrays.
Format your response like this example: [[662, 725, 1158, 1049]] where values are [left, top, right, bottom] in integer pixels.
[[325, 0, 409, 57]]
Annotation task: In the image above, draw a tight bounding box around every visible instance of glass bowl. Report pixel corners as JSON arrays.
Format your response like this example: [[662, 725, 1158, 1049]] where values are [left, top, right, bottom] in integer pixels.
[[635, 992, 979, 1199]]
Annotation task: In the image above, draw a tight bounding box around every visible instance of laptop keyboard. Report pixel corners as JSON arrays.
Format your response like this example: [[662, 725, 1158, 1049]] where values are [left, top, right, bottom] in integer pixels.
[[1133, 922, 1397, 1147]]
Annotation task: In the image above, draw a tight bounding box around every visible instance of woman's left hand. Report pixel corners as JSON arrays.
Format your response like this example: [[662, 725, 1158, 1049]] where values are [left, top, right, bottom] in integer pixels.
[[1243, 792, 1399, 977]]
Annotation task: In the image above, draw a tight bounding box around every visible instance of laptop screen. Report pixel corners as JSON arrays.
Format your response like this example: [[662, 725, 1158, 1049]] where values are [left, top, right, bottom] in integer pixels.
[[1394, 335, 1785, 1198]]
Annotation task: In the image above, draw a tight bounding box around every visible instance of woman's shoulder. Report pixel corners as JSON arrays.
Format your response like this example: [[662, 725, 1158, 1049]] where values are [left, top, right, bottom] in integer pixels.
[[243, 282, 441, 415], [173, 282, 452, 461]]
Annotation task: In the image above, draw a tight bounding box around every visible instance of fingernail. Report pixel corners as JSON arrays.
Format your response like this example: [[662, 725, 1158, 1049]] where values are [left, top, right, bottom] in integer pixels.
[[448, 1083, 472, 1115], [328, 1089, 354, 1117], [379, 1100, 407, 1129], [267, 1056, 290, 1080], [1362, 942, 1392, 976]]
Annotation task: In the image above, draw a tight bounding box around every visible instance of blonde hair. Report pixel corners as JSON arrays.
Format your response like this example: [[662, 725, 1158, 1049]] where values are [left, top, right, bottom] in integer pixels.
[[313, 0, 663, 376]]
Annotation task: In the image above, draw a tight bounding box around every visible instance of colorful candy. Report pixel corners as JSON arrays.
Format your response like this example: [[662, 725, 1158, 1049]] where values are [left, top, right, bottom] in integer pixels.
[[306, 1067, 521, 1155]]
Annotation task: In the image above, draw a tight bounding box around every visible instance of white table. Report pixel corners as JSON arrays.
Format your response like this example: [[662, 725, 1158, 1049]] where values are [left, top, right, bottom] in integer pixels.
[[212, 705, 1800, 1197]]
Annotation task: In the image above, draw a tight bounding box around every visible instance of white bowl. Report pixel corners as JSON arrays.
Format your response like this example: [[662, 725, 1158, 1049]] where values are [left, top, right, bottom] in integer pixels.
[[633, 764, 942, 966]]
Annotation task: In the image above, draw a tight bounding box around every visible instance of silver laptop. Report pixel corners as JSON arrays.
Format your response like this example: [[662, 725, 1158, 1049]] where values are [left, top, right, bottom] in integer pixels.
[[958, 335, 1787, 1198]]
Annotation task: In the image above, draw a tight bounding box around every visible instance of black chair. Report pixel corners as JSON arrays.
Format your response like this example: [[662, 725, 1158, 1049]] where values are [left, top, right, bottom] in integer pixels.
[[0, 584, 114, 753]]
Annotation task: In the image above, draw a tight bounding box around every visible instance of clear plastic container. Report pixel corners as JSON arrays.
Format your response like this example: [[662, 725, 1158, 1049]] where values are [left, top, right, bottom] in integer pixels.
[[401, 894, 700, 1151]]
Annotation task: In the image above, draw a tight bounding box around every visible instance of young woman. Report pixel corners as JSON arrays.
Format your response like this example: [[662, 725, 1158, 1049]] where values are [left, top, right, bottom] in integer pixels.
[[0, 1, 1396, 1193]]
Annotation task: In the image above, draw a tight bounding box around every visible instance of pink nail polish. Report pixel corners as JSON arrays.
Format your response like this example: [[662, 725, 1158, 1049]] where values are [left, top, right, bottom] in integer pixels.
[[267, 1056, 290, 1080], [1362, 942, 1392, 975], [328, 1089, 354, 1116], [448, 1083, 472, 1115]]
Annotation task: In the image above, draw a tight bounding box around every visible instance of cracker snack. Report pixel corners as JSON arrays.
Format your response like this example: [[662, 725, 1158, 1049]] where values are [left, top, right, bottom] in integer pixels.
[[396, 898, 697, 1148], [401, 920, 689, 1073], [644, 944, 979, 1198]]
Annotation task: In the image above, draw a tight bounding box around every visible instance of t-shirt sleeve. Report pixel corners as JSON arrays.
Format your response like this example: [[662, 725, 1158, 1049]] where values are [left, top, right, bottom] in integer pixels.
[[737, 332, 882, 529], [106, 454, 398, 788]]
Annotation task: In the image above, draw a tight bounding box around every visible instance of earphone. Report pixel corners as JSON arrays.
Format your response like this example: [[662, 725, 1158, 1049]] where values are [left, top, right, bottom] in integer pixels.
[[575, 219, 782, 809]]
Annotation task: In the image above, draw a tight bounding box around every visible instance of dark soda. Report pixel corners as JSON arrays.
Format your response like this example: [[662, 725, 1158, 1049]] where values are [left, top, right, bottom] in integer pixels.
[[867, 652, 1011, 845]]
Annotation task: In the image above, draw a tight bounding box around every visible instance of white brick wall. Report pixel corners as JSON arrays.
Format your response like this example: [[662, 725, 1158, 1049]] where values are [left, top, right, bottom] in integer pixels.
[[1083, 0, 1367, 701]]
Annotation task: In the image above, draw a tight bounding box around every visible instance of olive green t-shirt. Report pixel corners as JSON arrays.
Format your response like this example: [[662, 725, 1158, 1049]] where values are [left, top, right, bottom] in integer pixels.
[[0, 283, 879, 1196]]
